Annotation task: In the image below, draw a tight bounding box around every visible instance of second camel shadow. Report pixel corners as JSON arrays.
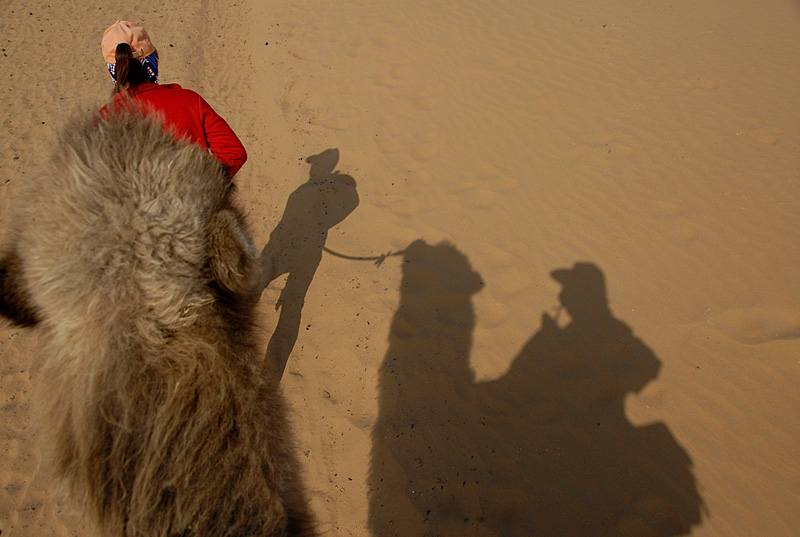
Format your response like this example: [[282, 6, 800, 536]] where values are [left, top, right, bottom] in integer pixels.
[[258, 148, 358, 377], [368, 240, 704, 536]]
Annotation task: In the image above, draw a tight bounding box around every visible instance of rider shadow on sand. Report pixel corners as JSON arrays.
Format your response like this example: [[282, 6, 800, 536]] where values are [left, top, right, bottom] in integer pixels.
[[257, 148, 358, 377], [368, 240, 704, 537]]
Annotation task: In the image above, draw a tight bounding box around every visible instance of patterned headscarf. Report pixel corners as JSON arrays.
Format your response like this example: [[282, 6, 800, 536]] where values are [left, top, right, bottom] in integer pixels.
[[107, 51, 159, 85]]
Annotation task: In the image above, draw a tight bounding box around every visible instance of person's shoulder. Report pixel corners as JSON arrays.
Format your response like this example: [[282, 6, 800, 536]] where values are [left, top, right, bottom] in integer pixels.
[[158, 84, 199, 96], [156, 84, 206, 103]]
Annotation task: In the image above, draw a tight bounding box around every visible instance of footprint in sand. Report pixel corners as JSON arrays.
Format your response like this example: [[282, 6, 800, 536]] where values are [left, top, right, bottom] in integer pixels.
[[747, 127, 780, 145], [370, 34, 398, 48], [479, 173, 521, 190], [478, 298, 510, 327], [378, 195, 422, 216], [390, 227, 425, 250], [410, 142, 439, 162], [289, 47, 313, 60], [473, 54, 518, 73], [377, 63, 413, 89], [483, 244, 518, 268], [1, 369, 32, 409], [346, 37, 364, 58], [375, 136, 400, 154], [408, 95, 437, 110], [390, 63, 412, 79], [309, 112, 356, 131], [734, 117, 781, 145], [281, 80, 323, 112], [651, 200, 685, 217], [4, 437, 22, 461], [405, 169, 433, 185], [373, 72, 404, 89], [709, 307, 800, 344], [462, 187, 500, 209], [493, 266, 530, 298], [650, 200, 699, 242], [575, 131, 635, 158], [337, 82, 355, 94]]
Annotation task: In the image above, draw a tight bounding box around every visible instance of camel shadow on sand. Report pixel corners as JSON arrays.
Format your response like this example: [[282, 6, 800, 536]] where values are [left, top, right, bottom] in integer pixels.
[[368, 240, 704, 536], [257, 148, 359, 377]]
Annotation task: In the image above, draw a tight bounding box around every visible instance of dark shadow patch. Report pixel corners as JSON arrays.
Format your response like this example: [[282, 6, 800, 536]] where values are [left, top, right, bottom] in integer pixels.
[[258, 148, 359, 377], [369, 242, 704, 536]]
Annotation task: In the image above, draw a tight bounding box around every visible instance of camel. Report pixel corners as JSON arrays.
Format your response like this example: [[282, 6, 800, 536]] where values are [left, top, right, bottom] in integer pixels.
[[0, 111, 314, 537]]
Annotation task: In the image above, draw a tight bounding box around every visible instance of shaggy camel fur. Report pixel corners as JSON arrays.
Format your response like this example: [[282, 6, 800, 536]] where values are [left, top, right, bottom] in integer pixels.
[[0, 112, 314, 537]]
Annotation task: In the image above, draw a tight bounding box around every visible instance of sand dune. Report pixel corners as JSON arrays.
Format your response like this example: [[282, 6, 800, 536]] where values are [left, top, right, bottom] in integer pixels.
[[1, 0, 798, 535]]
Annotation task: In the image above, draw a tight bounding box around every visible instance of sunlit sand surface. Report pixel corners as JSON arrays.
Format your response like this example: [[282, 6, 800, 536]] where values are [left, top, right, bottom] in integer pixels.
[[1, 1, 798, 535]]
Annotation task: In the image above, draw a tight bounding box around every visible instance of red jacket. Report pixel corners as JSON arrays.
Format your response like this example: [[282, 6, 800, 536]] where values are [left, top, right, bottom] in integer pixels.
[[100, 83, 247, 177]]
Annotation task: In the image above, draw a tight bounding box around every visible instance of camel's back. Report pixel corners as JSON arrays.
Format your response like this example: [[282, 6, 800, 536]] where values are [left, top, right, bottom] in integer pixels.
[[15, 113, 230, 352]]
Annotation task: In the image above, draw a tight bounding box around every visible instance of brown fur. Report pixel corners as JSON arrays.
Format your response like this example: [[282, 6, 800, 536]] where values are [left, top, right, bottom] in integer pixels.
[[0, 112, 315, 536]]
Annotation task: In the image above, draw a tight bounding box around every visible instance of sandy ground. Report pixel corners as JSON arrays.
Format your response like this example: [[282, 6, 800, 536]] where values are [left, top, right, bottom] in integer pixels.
[[1, 0, 799, 536]]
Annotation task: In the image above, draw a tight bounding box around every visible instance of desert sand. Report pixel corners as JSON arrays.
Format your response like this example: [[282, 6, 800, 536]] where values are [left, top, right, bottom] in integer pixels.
[[1, 0, 798, 536]]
